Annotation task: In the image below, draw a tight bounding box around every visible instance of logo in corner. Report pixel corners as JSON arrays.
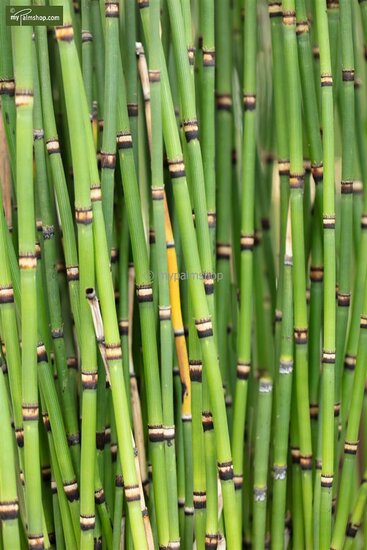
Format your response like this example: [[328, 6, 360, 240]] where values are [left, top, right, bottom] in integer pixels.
[[6, 5, 63, 26]]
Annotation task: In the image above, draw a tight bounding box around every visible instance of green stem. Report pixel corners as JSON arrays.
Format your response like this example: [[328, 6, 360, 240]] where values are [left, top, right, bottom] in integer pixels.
[[282, 1, 314, 545], [231, 0, 257, 532], [12, 1, 44, 544], [314, 0, 336, 544], [252, 378, 273, 550]]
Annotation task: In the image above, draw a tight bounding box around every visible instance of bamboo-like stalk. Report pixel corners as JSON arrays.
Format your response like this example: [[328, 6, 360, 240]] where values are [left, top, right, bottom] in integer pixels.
[[118, 204, 132, 412], [331, 215, 367, 550], [297, 1, 325, 455], [0, 367, 21, 549], [100, 0, 119, 252], [308, 219, 323, 459], [81, 0, 93, 112], [342, 472, 367, 548], [232, 0, 243, 79], [314, 0, 336, 544], [47, 424, 78, 549], [271, 214, 294, 549], [123, 0, 139, 170], [253, 206, 274, 377], [0, 0, 16, 181], [90, 0, 105, 119], [163, 196, 191, 427], [127, 265, 148, 487], [339, 0, 367, 444], [180, 0, 194, 58], [188, 319, 206, 550], [173, 364, 186, 538], [0, 187, 22, 461], [294, 0, 324, 238], [331, 284, 367, 550], [334, 0, 355, 492], [231, 0, 257, 530], [11, 2, 44, 547], [291, 416, 306, 549], [282, 0, 314, 545], [182, 408, 194, 550], [51, 471, 67, 550], [149, 1, 180, 546], [326, 0, 340, 85], [252, 378, 272, 550], [267, 0, 289, 371], [215, 0, 233, 419], [200, 0, 216, 256], [137, 84, 150, 249]]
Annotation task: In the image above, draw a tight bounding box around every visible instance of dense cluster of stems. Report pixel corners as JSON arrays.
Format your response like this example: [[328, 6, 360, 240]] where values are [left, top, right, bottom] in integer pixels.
[[1, 0, 367, 548]]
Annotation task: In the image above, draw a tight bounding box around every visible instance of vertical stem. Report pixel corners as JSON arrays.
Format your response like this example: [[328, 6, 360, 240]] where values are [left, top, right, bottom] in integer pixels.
[[271, 219, 294, 549], [314, 0, 336, 545], [335, 0, 355, 490], [100, 0, 119, 252], [0, 368, 21, 550], [282, 1, 314, 546], [81, 0, 93, 112], [11, 2, 43, 546], [215, 0, 233, 411], [267, 0, 289, 370], [231, 0, 257, 532], [149, 0, 180, 545], [200, 0, 216, 256], [252, 378, 273, 550]]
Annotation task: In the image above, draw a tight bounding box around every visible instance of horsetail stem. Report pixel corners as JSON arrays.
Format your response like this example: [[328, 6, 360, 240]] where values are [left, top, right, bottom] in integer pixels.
[[282, 0, 314, 544], [149, 0, 179, 544], [271, 213, 294, 549], [334, 0, 355, 495], [100, 0, 119, 252], [232, 0, 257, 526], [81, 0, 93, 112], [253, 378, 273, 549], [0, 0, 16, 181], [0, 367, 21, 549], [214, 0, 232, 403], [0, 186, 22, 452], [11, 2, 43, 546], [1, 0, 367, 547], [267, 0, 289, 374], [314, 0, 336, 544], [200, 0, 216, 256]]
